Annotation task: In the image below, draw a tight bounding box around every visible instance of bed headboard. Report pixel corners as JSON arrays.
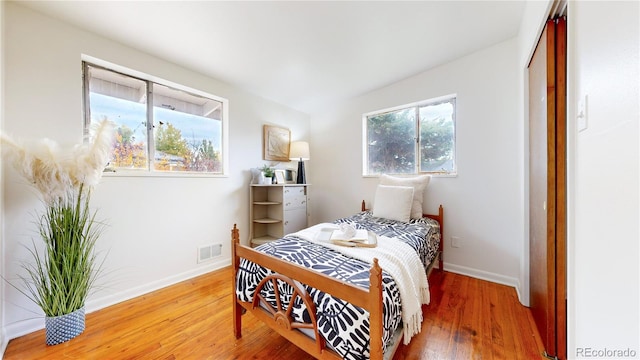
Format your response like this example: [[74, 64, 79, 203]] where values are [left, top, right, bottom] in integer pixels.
[[361, 200, 443, 227], [361, 200, 444, 271]]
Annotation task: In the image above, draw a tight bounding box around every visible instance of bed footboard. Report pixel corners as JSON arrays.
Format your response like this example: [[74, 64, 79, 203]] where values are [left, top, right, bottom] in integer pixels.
[[252, 273, 325, 354], [231, 224, 386, 360]]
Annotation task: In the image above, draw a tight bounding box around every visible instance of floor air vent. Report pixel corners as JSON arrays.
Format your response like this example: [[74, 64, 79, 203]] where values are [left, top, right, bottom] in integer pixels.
[[198, 244, 222, 263]]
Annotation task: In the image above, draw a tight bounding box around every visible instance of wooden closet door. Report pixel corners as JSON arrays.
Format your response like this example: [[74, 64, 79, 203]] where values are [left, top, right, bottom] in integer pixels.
[[528, 17, 567, 360]]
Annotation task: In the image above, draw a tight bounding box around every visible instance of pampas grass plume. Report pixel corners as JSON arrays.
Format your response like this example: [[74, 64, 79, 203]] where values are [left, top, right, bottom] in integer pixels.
[[1, 119, 115, 204]]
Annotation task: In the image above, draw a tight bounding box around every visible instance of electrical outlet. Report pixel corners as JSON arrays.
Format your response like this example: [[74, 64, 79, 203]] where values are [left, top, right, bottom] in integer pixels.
[[451, 236, 461, 248]]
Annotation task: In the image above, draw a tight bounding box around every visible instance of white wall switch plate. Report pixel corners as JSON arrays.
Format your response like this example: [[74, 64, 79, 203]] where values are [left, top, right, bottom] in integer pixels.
[[577, 95, 588, 132]]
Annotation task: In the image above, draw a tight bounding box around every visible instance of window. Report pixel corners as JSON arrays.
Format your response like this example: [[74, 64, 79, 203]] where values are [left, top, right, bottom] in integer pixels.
[[83, 61, 228, 175], [363, 95, 456, 176]]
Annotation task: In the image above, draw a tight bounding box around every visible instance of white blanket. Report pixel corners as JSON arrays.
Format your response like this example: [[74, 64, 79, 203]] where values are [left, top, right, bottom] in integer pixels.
[[292, 223, 430, 345]]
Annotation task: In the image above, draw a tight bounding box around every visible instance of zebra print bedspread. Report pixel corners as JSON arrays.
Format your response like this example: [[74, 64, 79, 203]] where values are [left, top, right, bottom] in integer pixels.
[[235, 211, 440, 360]]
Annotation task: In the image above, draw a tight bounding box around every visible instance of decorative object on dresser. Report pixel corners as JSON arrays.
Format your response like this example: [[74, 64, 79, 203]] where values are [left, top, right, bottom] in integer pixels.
[[274, 169, 286, 184], [284, 169, 296, 184], [250, 168, 264, 184], [258, 164, 275, 184], [263, 125, 291, 161], [289, 141, 310, 184], [249, 184, 308, 247]]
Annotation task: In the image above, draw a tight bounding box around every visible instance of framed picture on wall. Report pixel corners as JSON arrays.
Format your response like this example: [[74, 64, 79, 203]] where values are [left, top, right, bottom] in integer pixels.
[[263, 125, 290, 161]]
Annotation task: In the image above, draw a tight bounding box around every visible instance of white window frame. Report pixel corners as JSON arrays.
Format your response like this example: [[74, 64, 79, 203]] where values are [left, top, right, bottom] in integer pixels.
[[82, 56, 229, 177], [362, 94, 457, 177]]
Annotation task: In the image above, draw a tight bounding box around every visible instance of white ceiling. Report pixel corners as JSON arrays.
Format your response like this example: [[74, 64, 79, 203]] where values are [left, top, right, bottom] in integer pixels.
[[15, 1, 526, 114]]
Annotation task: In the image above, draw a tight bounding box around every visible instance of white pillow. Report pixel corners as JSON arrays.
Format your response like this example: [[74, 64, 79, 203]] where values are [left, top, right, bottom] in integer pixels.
[[379, 174, 431, 218], [372, 185, 414, 223]]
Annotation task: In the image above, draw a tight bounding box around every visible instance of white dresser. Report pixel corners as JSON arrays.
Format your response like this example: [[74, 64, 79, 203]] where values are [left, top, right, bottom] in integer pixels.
[[249, 184, 308, 247]]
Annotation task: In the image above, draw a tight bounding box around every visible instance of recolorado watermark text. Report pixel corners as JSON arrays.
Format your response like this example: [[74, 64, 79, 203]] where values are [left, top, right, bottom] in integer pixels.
[[576, 347, 637, 358]]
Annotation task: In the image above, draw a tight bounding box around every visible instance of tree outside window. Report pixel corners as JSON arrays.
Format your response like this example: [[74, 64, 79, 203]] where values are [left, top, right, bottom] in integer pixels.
[[364, 96, 456, 176], [83, 62, 226, 175]]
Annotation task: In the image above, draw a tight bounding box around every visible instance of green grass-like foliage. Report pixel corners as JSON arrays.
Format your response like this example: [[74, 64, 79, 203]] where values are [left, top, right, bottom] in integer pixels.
[[18, 184, 104, 317]]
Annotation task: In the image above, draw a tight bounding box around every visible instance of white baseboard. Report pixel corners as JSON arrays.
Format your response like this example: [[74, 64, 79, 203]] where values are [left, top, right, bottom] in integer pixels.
[[444, 262, 525, 304], [1, 327, 7, 360], [2, 316, 43, 347], [2, 258, 230, 344], [85, 258, 230, 313], [514, 279, 528, 306]]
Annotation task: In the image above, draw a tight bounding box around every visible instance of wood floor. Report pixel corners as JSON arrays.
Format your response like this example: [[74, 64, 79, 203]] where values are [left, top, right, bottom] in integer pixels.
[[4, 267, 544, 359]]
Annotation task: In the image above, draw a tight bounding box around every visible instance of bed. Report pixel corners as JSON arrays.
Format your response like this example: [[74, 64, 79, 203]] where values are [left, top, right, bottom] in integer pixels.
[[232, 177, 443, 360]]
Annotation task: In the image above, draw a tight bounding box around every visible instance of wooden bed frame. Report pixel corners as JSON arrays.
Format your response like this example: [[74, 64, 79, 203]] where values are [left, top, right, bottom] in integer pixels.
[[232, 204, 444, 360]]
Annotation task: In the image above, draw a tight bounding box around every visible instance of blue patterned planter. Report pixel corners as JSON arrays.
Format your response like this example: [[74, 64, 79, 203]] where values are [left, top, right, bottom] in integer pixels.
[[45, 307, 85, 345]]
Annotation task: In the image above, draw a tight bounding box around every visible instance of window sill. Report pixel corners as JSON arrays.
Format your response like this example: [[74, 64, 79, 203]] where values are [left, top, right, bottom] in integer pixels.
[[102, 170, 228, 179], [362, 173, 458, 178]]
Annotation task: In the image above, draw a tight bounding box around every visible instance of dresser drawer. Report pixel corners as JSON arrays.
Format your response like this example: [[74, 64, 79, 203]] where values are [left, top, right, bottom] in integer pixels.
[[283, 186, 306, 199], [284, 196, 306, 210], [284, 208, 308, 234]]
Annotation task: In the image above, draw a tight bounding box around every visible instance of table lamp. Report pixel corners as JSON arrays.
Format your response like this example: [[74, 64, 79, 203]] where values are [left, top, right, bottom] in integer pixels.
[[289, 141, 310, 184]]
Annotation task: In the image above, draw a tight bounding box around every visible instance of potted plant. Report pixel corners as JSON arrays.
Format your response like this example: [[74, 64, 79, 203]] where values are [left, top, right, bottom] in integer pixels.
[[1, 120, 114, 345], [259, 164, 275, 184]]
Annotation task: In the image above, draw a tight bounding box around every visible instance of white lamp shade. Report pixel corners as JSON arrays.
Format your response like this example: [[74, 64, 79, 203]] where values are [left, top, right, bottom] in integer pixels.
[[289, 141, 310, 160]]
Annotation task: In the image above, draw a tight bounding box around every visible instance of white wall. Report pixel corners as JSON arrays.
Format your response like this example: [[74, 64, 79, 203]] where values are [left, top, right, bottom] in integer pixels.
[[309, 38, 523, 291], [568, 1, 639, 357], [1, 3, 309, 340], [0, 0, 6, 355]]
